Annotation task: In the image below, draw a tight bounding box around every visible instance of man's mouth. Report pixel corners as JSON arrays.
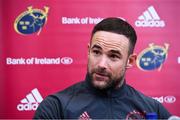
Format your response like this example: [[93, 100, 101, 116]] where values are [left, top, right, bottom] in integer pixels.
[[94, 73, 109, 81]]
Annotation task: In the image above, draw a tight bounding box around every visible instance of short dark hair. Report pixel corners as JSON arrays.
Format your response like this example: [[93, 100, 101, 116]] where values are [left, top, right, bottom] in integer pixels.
[[91, 17, 137, 54]]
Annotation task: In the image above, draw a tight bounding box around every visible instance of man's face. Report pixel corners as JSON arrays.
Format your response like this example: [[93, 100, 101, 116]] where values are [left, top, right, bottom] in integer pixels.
[[88, 31, 132, 90]]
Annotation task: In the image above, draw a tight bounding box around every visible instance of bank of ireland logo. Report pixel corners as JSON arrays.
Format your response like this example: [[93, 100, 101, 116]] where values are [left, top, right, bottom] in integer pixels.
[[136, 43, 169, 71], [14, 6, 49, 35]]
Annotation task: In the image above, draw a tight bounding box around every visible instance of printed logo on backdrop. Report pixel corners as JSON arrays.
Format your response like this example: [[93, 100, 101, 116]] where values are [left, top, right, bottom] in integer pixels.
[[6, 57, 73, 65], [61, 17, 125, 25], [135, 6, 165, 27], [17, 88, 43, 111], [178, 57, 180, 64], [14, 6, 49, 35], [152, 96, 176, 104], [136, 43, 169, 71], [61, 17, 104, 25], [61, 57, 73, 65]]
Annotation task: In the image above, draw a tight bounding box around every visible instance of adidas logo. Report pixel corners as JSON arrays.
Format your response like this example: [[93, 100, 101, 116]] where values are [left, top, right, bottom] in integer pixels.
[[17, 88, 43, 111], [79, 111, 91, 120], [135, 6, 165, 27]]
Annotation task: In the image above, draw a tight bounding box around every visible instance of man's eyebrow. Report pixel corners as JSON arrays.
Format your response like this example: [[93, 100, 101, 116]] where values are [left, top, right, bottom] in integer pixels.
[[109, 50, 122, 55], [91, 44, 102, 49]]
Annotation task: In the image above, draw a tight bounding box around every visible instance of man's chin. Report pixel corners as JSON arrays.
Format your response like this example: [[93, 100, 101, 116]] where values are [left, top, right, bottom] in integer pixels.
[[88, 73, 113, 90], [92, 80, 109, 90]]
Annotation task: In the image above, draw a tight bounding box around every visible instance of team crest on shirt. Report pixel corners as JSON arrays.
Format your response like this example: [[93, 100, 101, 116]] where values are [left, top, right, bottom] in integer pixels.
[[136, 43, 169, 71], [126, 110, 145, 120], [14, 6, 49, 35]]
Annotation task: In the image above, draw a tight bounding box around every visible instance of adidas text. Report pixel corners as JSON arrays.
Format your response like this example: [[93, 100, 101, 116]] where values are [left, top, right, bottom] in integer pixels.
[[135, 20, 165, 27], [17, 102, 39, 111]]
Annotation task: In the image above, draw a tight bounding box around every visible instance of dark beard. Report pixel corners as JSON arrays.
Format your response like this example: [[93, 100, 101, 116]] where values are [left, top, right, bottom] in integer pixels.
[[87, 71, 124, 91]]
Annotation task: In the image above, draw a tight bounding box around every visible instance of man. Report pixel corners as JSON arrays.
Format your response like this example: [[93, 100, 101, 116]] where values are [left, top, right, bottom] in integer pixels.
[[34, 17, 171, 119]]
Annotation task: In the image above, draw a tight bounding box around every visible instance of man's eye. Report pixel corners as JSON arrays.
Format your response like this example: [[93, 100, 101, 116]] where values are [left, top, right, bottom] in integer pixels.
[[110, 54, 120, 59], [92, 50, 100, 55]]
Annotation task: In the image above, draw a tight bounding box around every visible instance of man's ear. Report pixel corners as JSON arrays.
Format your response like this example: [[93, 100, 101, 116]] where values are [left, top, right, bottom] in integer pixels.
[[88, 43, 90, 56], [126, 53, 137, 69]]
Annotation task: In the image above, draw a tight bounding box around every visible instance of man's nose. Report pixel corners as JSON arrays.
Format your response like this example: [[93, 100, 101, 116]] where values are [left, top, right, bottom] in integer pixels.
[[98, 56, 108, 69]]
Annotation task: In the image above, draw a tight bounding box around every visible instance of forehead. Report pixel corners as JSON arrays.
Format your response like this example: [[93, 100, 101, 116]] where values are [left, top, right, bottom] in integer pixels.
[[91, 31, 130, 53]]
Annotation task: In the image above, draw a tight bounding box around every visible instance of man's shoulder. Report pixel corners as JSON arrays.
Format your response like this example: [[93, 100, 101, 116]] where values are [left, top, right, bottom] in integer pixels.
[[125, 84, 158, 105], [124, 84, 171, 118], [37, 81, 86, 109], [56, 81, 87, 96], [46, 81, 87, 102], [34, 81, 87, 119]]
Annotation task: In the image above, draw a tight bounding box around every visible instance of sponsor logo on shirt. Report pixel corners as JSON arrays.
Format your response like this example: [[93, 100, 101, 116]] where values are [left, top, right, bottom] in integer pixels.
[[79, 111, 91, 120]]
